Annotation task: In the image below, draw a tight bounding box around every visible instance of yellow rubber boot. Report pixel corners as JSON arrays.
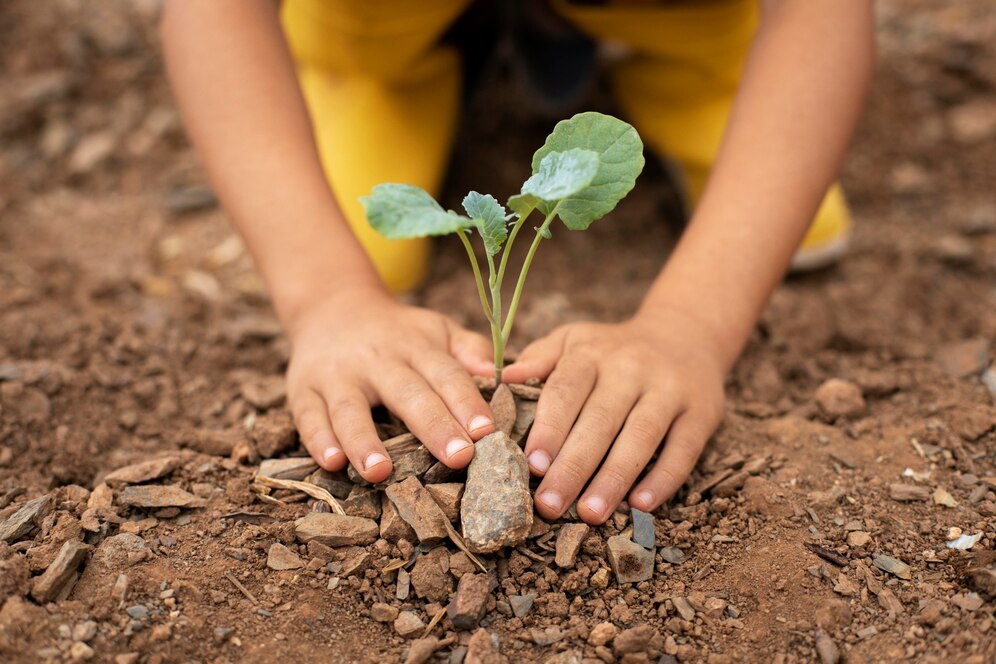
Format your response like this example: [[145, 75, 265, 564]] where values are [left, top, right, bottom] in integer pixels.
[[282, 0, 470, 293], [554, 0, 852, 270]]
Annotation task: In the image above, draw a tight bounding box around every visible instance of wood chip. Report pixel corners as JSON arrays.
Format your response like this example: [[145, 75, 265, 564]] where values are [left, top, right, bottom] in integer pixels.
[[253, 475, 345, 515], [804, 542, 849, 567]]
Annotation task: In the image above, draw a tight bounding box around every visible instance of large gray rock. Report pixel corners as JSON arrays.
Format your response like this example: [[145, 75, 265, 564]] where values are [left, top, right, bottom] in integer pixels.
[[461, 432, 532, 553]]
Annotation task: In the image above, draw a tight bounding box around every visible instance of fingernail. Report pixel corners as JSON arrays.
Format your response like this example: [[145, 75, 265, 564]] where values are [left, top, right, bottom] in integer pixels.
[[582, 495, 607, 518], [537, 491, 562, 513], [468, 416, 492, 433], [634, 490, 654, 509], [445, 438, 472, 460], [363, 452, 390, 471], [528, 450, 551, 474], [321, 448, 340, 464]]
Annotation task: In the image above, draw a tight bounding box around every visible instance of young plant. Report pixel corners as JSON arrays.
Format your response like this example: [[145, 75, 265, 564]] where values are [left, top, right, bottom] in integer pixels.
[[360, 112, 645, 383]]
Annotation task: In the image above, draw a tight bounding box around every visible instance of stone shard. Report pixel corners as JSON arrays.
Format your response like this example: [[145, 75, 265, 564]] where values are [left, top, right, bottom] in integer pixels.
[[489, 384, 517, 436], [935, 338, 989, 378], [305, 468, 353, 499], [30, 540, 91, 603], [380, 494, 417, 543], [266, 542, 304, 570], [511, 398, 537, 444], [631, 508, 655, 549], [404, 636, 444, 664], [385, 477, 449, 544], [889, 483, 931, 502], [873, 554, 912, 580], [509, 594, 536, 618], [239, 374, 286, 409], [554, 523, 589, 568], [103, 457, 180, 487], [293, 512, 379, 547], [0, 494, 54, 544], [394, 610, 425, 639], [613, 625, 656, 656], [815, 629, 840, 664], [410, 547, 452, 602], [461, 432, 532, 553], [425, 483, 464, 522], [814, 378, 866, 419], [422, 461, 456, 484], [258, 457, 318, 481], [447, 573, 491, 630], [252, 411, 297, 458], [343, 487, 381, 519], [376, 433, 433, 485], [606, 535, 654, 584], [119, 485, 205, 509], [465, 628, 506, 664]]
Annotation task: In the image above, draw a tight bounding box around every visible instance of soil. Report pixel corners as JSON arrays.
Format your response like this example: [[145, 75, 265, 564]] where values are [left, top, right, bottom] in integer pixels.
[[1, 1, 995, 663]]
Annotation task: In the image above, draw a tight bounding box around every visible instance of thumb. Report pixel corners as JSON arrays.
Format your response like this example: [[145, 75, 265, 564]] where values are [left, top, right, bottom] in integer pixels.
[[501, 329, 566, 383], [448, 324, 494, 377]]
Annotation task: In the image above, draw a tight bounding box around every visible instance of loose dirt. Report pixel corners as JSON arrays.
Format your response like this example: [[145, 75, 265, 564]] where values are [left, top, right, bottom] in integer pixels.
[[1, 1, 994, 662]]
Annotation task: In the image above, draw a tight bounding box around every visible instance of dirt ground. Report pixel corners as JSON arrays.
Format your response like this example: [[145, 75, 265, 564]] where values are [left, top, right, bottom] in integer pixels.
[[1, 1, 995, 662]]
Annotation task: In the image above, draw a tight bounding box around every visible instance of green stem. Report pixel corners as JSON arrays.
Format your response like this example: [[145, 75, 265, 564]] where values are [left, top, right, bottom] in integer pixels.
[[487, 253, 503, 383], [501, 206, 559, 344], [458, 231, 494, 325], [496, 205, 534, 287]]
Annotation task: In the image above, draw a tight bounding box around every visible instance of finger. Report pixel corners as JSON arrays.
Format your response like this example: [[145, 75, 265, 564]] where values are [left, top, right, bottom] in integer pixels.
[[327, 390, 393, 483], [291, 388, 347, 471], [522, 354, 596, 477], [501, 328, 567, 384], [412, 350, 495, 440], [533, 379, 641, 521], [577, 396, 677, 524], [447, 323, 494, 377], [374, 367, 476, 469], [629, 409, 714, 511]]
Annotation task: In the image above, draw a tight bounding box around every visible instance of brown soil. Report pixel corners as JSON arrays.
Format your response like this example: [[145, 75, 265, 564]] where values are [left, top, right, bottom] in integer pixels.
[[1, 1, 995, 663]]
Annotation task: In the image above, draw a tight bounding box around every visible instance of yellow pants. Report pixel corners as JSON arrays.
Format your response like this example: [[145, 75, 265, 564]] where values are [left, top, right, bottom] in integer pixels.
[[282, 0, 850, 292]]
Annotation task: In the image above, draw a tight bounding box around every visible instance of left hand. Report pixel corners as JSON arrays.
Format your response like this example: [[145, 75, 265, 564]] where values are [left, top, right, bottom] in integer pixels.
[[502, 307, 727, 524]]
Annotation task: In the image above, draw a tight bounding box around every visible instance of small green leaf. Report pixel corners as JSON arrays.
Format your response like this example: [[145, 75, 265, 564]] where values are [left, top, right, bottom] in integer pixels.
[[529, 112, 645, 230], [361, 184, 472, 240], [520, 148, 599, 202], [462, 191, 510, 256], [507, 193, 539, 218], [537, 226, 552, 240]]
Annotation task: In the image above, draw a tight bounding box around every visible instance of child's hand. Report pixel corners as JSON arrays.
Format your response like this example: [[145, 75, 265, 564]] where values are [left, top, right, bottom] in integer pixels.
[[285, 289, 496, 483], [503, 307, 726, 524]]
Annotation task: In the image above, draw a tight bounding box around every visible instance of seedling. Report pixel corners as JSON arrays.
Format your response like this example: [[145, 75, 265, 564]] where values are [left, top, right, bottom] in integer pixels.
[[361, 112, 645, 383]]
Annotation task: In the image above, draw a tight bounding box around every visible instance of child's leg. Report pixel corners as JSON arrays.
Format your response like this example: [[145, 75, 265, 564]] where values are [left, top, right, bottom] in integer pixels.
[[282, 0, 471, 292], [552, 0, 851, 270]]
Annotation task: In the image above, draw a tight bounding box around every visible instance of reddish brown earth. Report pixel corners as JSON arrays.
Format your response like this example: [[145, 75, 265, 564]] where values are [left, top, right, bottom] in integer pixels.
[[1, 1, 995, 663]]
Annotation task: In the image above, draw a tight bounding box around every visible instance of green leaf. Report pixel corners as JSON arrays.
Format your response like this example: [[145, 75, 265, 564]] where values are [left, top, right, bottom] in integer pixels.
[[462, 191, 510, 256], [360, 184, 472, 240], [520, 149, 599, 202], [529, 112, 645, 230], [506, 193, 539, 218]]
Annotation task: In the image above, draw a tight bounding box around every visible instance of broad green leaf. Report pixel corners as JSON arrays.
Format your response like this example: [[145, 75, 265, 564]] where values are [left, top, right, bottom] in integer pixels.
[[529, 112, 645, 230], [520, 149, 599, 202], [506, 193, 540, 218], [462, 191, 510, 256], [361, 184, 472, 240]]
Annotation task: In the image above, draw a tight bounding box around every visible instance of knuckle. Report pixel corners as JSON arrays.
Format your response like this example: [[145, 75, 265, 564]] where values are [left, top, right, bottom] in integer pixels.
[[597, 465, 633, 495], [582, 405, 615, 432], [627, 415, 664, 444], [531, 419, 570, 446], [554, 456, 589, 489]]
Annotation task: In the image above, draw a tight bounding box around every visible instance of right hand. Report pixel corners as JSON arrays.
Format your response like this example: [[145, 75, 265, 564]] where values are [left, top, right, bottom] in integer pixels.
[[285, 288, 497, 483]]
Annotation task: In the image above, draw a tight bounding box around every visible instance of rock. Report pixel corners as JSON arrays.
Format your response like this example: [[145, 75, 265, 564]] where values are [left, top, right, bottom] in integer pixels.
[[252, 412, 297, 458], [119, 485, 205, 509], [461, 432, 532, 553], [554, 523, 589, 568], [614, 625, 655, 655], [948, 99, 996, 143], [465, 628, 506, 664], [187, 428, 241, 456], [672, 596, 696, 621], [932, 487, 958, 507], [511, 398, 537, 444], [490, 384, 516, 436], [103, 457, 180, 487], [259, 457, 318, 481], [405, 636, 445, 664], [814, 630, 839, 664], [422, 461, 456, 484], [68, 131, 116, 174], [544, 652, 580, 664], [239, 375, 286, 409], [30, 540, 91, 603], [659, 546, 685, 564], [889, 483, 930, 502], [69, 641, 95, 661], [815, 599, 852, 630], [72, 621, 97, 642], [410, 547, 452, 602], [631, 508, 655, 549], [266, 543, 304, 570], [385, 477, 449, 544], [90, 534, 147, 572], [293, 513, 379, 547], [305, 468, 353, 498], [935, 338, 989, 378], [0, 494, 53, 543], [396, 568, 411, 600], [951, 593, 984, 611], [371, 602, 399, 622], [590, 568, 610, 588], [338, 546, 372, 577], [383, 447, 434, 486], [873, 555, 911, 580], [509, 594, 536, 618], [380, 495, 418, 543], [425, 483, 464, 522], [343, 487, 381, 519], [394, 610, 425, 639], [88, 484, 114, 510], [833, 573, 858, 596], [587, 622, 617, 647], [448, 573, 490, 630], [814, 379, 865, 419], [606, 535, 654, 584], [846, 531, 872, 547], [450, 551, 477, 579]]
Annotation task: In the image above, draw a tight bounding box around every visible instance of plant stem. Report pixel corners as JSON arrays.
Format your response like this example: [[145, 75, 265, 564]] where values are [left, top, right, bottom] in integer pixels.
[[501, 205, 559, 344], [496, 205, 533, 287], [458, 231, 494, 325]]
